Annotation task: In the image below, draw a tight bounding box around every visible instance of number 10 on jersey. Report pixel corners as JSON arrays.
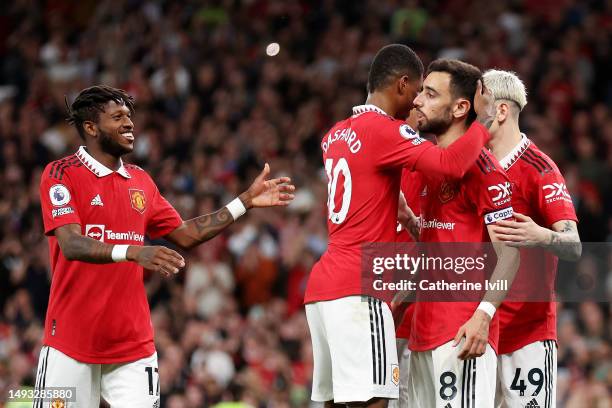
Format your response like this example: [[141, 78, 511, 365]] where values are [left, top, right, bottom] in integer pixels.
[[325, 158, 352, 224]]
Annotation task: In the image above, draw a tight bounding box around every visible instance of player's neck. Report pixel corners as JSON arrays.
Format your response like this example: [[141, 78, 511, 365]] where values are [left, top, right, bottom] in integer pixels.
[[84, 144, 122, 171], [436, 122, 468, 148], [365, 93, 396, 118], [488, 122, 522, 161]]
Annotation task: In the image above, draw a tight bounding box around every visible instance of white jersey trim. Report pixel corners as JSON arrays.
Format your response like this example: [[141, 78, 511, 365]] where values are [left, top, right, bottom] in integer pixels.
[[352, 104, 390, 118], [498, 134, 530, 170], [76, 146, 131, 179]]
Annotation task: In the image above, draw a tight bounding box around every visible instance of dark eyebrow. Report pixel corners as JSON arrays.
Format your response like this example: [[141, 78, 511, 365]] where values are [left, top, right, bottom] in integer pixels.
[[111, 108, 130, 117], [424, 85, 438, 95]]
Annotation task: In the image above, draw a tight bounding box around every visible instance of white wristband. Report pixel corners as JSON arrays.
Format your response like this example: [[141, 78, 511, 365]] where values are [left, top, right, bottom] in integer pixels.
[[226, 197, 247, 221], [111, 245, 129, 262], [477, 301, 496, 319]]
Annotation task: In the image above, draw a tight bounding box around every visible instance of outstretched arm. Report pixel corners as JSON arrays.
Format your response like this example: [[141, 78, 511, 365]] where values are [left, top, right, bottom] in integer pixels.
[[165, 164, 295, 250]]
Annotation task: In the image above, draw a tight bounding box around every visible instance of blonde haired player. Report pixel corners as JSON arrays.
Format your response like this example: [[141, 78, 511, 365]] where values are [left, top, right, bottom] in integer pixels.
[[483, 70, 581, 408]]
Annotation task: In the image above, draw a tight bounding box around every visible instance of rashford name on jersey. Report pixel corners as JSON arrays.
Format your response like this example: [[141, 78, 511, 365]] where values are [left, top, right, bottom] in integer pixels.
[[305, 104, 491, 304], [321, 127, 363, 154]]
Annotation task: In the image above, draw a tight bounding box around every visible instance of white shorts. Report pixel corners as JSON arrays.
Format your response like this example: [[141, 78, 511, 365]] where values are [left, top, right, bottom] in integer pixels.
[[388, 343, 411, 408], [496, 340, 557, 408], [33, 345, 160, 408], [305, 296, 399, 403], [408, 340, 497, 408]]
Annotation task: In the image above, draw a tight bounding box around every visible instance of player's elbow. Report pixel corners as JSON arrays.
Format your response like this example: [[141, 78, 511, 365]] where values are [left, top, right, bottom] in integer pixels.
[[58, 241, 78, 261], [164, 225, 199, 251]]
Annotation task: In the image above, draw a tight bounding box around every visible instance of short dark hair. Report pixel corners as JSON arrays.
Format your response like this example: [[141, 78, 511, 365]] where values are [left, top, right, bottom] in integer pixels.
[[367, 44, 424, 93], [426, 59, 482, 125], [66, 85, 135, 139]]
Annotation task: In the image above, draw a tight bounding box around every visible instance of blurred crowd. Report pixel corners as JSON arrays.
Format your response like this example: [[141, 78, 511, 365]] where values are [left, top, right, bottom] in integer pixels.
[[0, 0, 610, 406]]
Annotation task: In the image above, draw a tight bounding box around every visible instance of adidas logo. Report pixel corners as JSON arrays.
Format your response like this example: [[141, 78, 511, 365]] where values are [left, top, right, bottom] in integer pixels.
[[444, 404, 452, 408], [525, 398, 540, 408], [91, 194, 103, 206]]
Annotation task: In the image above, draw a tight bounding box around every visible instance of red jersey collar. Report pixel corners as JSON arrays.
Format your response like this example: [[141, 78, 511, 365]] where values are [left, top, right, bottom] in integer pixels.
[[498, 133, 530, 170], [352, 104, 390, 117], [76, 146, 131, 179]]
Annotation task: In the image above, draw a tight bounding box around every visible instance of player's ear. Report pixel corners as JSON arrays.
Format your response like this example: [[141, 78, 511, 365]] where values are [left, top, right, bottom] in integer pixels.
[[496, 102, 509, 124], [453, 98, 471, 120], [398, 75, 413, 96], [83, 121, 98, 138]]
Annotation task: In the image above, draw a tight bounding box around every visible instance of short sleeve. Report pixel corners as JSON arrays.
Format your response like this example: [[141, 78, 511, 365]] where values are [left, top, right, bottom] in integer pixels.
[[534, 168, 578, 227], [146, 185, 183, 239], [372, 120, 431, 170], [467, 157, 514, 225], [40, 164, 82, 235]]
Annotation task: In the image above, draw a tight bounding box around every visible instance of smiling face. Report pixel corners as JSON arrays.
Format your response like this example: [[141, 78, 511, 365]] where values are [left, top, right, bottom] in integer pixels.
[[412, 71, 455, 136], [85, 100, 135, 157]]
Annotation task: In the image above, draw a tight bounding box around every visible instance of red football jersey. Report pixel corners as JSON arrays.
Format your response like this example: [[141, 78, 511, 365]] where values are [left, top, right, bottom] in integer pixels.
[[395, 169, 423, 339], [409, 149, 513, 353], [304, 105, 490, 303], [497, 136, 578, 354], [40, 147, 183, 363]]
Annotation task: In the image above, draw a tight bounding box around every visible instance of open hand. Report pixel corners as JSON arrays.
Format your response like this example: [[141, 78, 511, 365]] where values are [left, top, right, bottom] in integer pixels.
[[474, 79, 496, 129], [240, 163, 296, 208]]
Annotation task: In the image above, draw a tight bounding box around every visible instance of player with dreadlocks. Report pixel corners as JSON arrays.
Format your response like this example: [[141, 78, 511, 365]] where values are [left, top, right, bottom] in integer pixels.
[[34, 85, 295, 407]]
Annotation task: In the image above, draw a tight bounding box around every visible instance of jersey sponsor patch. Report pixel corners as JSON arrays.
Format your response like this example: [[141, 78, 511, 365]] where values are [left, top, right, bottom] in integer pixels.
[[51, 206, 74, 218], [49, 184, 71, 206], [542, 182, 572, 203], [487, 182, 511, 204], [105, 229, 145, 243], [85, 224, 105, 241], [421, 218, 455, 230], [484, 207, 513, 224]]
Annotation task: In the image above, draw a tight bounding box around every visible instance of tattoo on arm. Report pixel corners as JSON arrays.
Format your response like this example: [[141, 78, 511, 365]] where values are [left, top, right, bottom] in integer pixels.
[[548, 221, 582, 261], [187, 207, 234, 245]]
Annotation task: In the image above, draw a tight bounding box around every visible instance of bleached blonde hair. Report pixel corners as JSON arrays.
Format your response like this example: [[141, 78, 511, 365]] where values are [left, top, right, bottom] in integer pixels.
[[482, 69, 527, 111]]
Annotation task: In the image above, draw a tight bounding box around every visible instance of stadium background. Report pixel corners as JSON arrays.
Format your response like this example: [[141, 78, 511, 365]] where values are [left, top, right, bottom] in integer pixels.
[[0, 0, 610, 406]]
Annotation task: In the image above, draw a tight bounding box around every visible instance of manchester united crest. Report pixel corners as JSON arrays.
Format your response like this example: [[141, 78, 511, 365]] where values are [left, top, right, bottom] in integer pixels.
[[438, 181, 457, 203], [50, 398, 65, 408], [391, 364, 400, 386], [129, 189, 146, 213]]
